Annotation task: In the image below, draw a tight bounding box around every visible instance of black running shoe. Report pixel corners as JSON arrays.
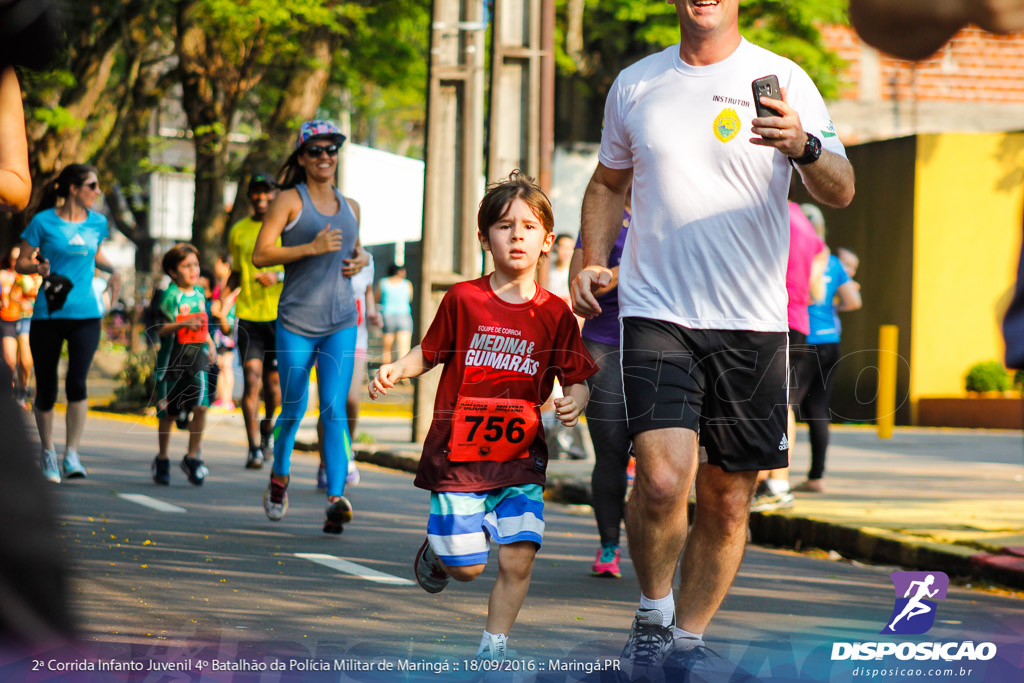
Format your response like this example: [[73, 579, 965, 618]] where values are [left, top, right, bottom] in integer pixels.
[[620, 608, 675, 681], [663, 643, 742, 683], [246, 446, 264, 469], [180, 455, 208, 486], [323, 496, 353, 534], [152, 456, 170, 485]]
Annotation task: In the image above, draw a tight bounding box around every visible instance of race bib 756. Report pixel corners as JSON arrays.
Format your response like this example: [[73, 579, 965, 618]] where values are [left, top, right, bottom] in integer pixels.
[[449, 397, 539, 462]]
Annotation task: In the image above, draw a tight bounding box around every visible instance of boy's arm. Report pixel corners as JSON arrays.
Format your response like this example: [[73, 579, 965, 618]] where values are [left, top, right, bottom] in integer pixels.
[[554, 382, 591, 427], [369, 346, 432, 398]]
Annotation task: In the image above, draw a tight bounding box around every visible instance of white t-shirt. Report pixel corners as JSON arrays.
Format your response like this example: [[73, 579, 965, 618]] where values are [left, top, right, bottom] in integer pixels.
[[599, 39, 847, 332], [351, 256, 375, 351]]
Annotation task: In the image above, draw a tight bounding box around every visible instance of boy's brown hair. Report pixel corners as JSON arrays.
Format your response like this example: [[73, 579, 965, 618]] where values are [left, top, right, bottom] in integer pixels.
[[162, 243, 200, 277], [477, 170, 554, 236]]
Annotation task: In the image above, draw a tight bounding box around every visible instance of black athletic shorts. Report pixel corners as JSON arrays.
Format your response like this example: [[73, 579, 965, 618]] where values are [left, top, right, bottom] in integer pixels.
[[621, 317, 789, 472], [788, 329, 818, 407], [236, 318, 277, 368]]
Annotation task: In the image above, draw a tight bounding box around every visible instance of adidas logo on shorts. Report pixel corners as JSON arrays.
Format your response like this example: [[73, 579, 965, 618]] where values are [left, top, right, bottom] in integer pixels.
[[778, 434, 789, 451]]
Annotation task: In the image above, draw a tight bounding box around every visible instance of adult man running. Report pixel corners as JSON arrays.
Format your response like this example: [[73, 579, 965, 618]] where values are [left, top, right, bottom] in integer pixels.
[[227, 173, 282, 469], [572, 0, 855, 675]]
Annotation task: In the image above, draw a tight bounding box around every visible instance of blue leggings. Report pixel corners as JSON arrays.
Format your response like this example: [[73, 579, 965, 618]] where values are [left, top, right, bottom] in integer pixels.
[[273, 322, 356, 498]]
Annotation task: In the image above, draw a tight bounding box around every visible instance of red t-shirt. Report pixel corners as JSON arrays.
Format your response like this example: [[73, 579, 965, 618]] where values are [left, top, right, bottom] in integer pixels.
[[414, 276, 596, 493]]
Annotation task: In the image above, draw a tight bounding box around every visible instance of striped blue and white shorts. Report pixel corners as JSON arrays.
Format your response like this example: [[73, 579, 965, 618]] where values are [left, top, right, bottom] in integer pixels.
[[427, 484, 545, 567]]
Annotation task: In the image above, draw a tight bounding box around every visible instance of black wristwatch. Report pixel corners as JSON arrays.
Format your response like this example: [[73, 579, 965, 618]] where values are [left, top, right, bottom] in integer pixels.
[[792, 132, 822, 166]]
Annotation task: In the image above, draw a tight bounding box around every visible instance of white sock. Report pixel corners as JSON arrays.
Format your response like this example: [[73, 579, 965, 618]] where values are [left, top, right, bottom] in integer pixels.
[[640, 591, 675, 627], [766, 478, 790, 495], [673, 627, 705, 650]]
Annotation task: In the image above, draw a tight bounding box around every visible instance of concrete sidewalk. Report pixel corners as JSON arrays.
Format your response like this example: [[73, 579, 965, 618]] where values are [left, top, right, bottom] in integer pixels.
[[342, 414, 1024, 589]]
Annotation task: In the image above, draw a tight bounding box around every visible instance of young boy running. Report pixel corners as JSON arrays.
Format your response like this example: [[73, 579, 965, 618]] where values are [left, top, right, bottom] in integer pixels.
[[152, 243, 216, 486], [369, 172, 595, 660]]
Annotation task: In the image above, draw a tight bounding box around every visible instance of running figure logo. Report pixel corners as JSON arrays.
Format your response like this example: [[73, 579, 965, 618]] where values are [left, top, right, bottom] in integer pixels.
[[881, 571, 949, 635]]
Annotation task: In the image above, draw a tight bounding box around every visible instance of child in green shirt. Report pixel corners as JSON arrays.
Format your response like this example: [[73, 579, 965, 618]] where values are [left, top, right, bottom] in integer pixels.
[[152, 243, 216, 486]]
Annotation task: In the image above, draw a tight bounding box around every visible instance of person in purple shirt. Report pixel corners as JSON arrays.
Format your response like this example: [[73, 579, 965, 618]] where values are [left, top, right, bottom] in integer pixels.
[[570, 199, 630, 578]]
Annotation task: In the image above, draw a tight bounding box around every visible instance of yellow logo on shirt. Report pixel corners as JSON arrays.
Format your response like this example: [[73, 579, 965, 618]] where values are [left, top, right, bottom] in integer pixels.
[[714, 108, 741, 143]]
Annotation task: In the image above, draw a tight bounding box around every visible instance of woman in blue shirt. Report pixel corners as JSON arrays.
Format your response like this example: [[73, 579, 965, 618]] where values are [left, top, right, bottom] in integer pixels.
[[16, 163, 113, 484]]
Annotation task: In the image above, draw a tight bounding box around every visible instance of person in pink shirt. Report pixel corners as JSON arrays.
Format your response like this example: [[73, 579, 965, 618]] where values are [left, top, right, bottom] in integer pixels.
[[751, 202, 827, 511]]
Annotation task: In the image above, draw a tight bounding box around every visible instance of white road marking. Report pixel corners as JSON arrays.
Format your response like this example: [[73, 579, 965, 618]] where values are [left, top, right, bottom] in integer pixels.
[[294, 553, 415, 585], [117, 493, 187, 513]]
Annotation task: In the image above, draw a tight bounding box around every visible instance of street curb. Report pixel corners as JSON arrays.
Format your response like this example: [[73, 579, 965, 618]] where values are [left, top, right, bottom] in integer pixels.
[[353, 446, 1024, 590]]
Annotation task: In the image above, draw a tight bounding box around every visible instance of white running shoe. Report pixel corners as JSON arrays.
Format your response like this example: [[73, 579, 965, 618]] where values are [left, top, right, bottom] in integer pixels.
[[40, 449, 60, 483], [346, 458, 360, 485]]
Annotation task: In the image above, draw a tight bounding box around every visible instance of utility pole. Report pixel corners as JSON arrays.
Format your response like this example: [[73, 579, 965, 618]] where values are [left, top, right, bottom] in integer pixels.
[[415, 0, 551, 442], [414, 0, 487, 442], [485, 0, 551, 281]]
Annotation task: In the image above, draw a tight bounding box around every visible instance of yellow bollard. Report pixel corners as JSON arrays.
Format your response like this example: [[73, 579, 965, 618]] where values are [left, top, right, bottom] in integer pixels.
[[876, 324, 899, 439]]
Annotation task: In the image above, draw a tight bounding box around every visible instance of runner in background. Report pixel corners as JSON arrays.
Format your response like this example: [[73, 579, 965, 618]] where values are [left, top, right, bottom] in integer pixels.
[[14, 258, 42, 408], [16, 164, 113, 484], [547, 233, 574, 304], [795, 204, 862, 492], [227, 173, 282, 469], [1, 246, 22, 392], [151, 243, 215, 486], [210, 252, 236, 409], [377, 264, 413, 365], [569, 192, 631, 578], [751, 202, 828, 512], [369, 171, 595, 661], [253, 119, 369, 534]]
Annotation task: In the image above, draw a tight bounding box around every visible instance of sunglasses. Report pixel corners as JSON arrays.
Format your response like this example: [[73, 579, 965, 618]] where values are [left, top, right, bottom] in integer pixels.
[[302, 144, 339, 158], [84, 181, 100, 190]]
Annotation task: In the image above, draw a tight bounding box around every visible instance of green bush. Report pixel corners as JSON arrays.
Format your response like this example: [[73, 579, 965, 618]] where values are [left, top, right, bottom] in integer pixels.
[[112, 348, 157, 410], [1015, 369, 1024, 391], [964, 361, 1011, 393]]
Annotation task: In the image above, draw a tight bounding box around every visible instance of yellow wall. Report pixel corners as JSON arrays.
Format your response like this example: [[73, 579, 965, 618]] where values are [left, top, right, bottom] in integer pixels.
[[911, 133, 1024, 414]]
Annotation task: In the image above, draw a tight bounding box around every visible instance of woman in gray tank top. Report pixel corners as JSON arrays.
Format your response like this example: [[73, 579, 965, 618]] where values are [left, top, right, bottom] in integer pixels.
[[253, 119, 369, 535]]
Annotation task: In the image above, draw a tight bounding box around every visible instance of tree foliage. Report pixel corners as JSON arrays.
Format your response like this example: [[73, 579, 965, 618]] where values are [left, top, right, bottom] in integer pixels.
[[10, 0, 429, 261]]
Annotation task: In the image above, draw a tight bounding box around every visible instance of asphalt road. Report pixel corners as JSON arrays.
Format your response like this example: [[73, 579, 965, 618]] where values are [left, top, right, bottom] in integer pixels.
[[14, 413, 1024, 683]]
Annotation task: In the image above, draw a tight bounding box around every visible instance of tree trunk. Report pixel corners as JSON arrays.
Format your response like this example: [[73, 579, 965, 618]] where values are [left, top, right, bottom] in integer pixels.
[[225, 27, 335, 233], [191, 145, 229, 256]]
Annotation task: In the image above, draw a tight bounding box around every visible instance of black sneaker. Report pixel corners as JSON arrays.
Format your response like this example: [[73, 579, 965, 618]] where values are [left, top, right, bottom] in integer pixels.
[[152, 456, 171, 485], [246, 446, 264, 469], [663, 643, 738, 683], [180, 455, 208, 486], [323, 496, 353, 534], [620, 608, 675, 680]]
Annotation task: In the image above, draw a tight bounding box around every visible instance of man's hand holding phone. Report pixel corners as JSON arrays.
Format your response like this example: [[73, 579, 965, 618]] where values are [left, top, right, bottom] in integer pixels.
[[750, 77, 806, 159]]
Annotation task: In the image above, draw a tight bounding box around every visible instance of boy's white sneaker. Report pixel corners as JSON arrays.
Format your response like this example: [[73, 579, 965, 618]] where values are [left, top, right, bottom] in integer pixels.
[[476, 632, 507, 662]]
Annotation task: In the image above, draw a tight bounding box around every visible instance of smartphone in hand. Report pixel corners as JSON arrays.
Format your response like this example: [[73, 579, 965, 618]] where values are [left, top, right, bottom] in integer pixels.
[[751, 75, 782, 118]]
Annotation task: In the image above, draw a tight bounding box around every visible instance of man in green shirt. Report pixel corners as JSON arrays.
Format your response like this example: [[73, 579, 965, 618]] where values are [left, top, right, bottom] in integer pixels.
[[227, 173, 283, 469]]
